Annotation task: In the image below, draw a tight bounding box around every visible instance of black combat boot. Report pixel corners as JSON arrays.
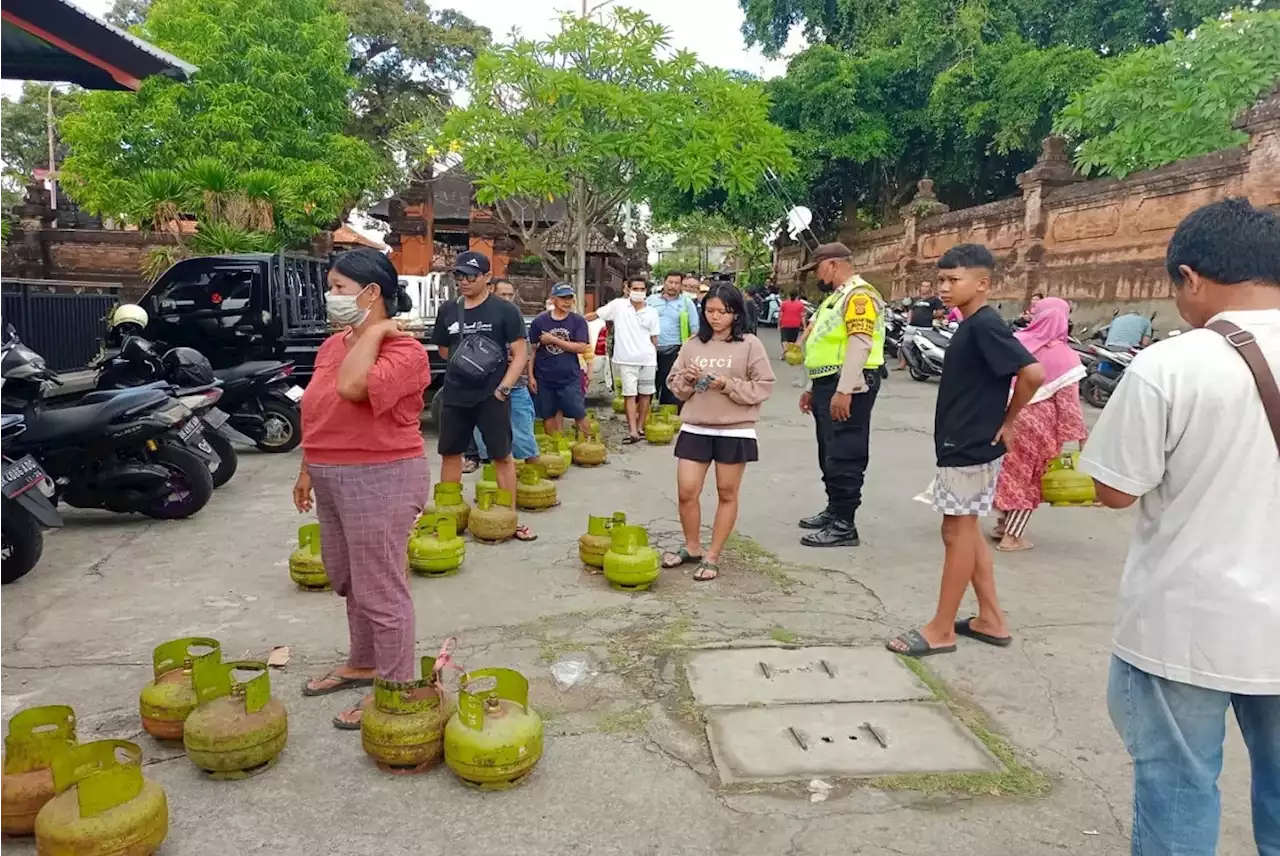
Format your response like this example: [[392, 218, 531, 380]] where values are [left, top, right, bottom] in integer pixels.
[[798, 510, 836, 530], [800, 519, 860, 547]]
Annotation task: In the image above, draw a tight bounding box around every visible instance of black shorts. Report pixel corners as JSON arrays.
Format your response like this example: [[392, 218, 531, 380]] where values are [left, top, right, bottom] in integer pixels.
[[535, 381, 587, 420], [780, 327, 800, 343], [674, 430, 758, 465], [438, 396, 512, 459]]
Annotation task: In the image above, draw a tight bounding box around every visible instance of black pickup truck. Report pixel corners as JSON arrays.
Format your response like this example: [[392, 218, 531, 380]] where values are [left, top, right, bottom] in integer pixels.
[[136, 252, 446, 406]]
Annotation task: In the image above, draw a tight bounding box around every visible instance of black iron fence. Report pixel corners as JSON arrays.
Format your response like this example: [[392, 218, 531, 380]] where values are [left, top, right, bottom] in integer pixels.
[[2, 279, 120, 372]]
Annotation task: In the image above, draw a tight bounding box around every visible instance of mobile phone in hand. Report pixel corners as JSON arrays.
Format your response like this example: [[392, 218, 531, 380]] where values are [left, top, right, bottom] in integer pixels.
[[695, 374, 716, 392]]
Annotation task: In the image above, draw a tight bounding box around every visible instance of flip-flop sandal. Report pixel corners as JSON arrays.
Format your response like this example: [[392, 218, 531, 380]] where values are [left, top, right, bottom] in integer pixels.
[[662, 547, 703, 569], [622, 435, 642, 445], [514, 525, 538, 542], [994, 541, 1034, 552], [302, 671, 374, 697], [885, 629, 956, 658], [692, 561, 720, 582], [955, 617, 1013, 647], [332, 699, 371, 730]]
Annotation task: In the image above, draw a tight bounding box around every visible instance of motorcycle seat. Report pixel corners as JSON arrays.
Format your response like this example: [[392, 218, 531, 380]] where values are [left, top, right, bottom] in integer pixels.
[[920, 329, 952, 348], [18, 389, 172, 446], [81, 381, 170, 404], [213, 361, 287, 382]]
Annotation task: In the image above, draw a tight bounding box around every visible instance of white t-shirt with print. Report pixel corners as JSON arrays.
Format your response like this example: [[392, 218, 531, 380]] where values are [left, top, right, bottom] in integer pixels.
[[596, 297, 659, 367], [1079, 309, 1280, 695]]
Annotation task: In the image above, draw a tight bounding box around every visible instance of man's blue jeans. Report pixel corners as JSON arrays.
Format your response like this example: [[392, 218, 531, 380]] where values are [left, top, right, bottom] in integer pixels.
[[1107, 656, 1280, 855]]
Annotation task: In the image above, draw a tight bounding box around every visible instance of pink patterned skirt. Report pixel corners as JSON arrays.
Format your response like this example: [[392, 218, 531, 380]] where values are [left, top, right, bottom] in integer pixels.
[[994, 384, 1087, 512]]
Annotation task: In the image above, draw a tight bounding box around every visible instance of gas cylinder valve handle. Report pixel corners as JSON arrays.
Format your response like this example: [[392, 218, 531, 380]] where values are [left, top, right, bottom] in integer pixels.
[[430, 636, 465, 692]]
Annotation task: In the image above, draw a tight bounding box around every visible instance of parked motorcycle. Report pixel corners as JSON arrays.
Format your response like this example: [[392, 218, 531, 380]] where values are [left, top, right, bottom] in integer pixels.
[[1, 330, 216, 519], [900, 325, 952, 382], [1081, 344, 1134, 408], [1, 414, 63, 584], [885, 310, 907, 359], [94, 337, 251, 487], [209, 361, 303, 453]]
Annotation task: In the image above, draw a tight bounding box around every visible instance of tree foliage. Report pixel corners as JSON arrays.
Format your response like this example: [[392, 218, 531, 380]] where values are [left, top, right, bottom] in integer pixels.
[[100, 0, 488, 190], [1055, 9, 1280, 177], [1, 83, 78, 210], [737, 0, 1261, 235], [60, 0, 378, 237], [438, 7, 793, 280]]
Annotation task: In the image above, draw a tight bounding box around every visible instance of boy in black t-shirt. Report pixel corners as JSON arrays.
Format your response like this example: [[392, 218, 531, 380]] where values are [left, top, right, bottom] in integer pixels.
[[887, 244, 1044, 658]]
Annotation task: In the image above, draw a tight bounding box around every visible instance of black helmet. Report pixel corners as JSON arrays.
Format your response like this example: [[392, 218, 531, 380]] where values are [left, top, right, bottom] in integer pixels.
[[161, 346, 214, 387]]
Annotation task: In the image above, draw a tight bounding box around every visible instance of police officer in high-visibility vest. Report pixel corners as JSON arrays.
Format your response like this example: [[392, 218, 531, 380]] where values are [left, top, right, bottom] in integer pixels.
[[648, 270, 699, 408], [796, 242, 886, 547]]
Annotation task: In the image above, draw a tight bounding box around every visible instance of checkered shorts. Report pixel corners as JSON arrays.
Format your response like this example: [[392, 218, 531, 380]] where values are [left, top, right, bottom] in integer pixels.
[[914, 459, 1003, 517]]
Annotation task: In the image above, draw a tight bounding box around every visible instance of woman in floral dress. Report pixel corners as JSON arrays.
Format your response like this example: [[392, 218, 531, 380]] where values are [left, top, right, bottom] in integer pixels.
[[992, 297, 1088, 551]]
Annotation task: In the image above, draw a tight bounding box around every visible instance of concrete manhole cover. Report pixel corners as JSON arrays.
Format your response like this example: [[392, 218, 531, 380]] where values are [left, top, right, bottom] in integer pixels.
[[686, 646, 932, 706], [705, 702, 1003, 784]]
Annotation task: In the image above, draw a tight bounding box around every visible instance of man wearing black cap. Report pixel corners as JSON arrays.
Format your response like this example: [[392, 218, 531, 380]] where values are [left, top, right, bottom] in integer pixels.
[[431, 251, 529, 519], [796, 242, 887, 547]]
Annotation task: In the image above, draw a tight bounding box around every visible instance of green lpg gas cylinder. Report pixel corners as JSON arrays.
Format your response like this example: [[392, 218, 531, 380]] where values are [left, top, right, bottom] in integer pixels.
[[426, 481, 471, 534], [473, 463, 498, 503], [515, 463, 557, 511], [657, 404, 681, 431], [578, 512, 626, 569], [533, 418, 546, 438], [139, 637, 221, 741], [34, 740, 167, 856], [288, 523, 329, 591], [1041, 451, 1096, 507], [444, 669, 543, 790], [407, 514, 466, 577], [361, 656, 452, 774], [555, 433, 574, 471], [644, 413, 676, 445], [537, 436, 568, 479], [602, 525, 661, 591], [586, 410, 601, 436], [2, 705, 77, 837], [470, 489, 518, 543], [571, 428, 607, 467], [183, 660, 287, 780]]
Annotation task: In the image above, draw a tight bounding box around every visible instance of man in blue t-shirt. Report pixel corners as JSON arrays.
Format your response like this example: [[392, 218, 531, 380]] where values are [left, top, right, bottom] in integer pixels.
[[1104, 312, 1153, 350], [528, 282, 591, 437]]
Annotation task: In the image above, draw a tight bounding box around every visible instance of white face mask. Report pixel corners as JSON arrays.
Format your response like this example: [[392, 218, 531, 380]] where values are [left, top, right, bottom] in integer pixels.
[[325, 287, 370, 327], [629, 291, 646, 303]]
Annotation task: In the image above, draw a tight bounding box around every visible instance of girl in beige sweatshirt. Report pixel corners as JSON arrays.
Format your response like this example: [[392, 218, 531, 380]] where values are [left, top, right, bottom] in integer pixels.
[[662, 284, 776, 581]]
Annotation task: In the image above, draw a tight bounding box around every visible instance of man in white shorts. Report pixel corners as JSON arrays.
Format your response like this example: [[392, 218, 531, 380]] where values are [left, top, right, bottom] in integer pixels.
[[587, 276, 659, 443]]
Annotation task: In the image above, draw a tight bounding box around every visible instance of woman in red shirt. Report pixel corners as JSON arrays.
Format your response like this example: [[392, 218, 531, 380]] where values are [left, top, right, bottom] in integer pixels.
[[778, 291, 806, 344], [293, 249, 431, 729]]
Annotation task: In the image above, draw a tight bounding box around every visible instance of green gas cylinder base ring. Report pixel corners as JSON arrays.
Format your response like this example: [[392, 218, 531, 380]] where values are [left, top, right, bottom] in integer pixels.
[[200, 755, 279, 782]]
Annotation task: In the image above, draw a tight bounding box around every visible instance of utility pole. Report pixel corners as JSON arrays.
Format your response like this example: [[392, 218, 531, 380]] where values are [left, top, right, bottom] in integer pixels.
[[46, 85, 58, 212], [574, 0, 588, 307]]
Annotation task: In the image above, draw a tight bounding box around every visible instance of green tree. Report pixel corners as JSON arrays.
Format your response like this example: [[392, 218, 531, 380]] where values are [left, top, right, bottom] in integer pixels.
[[105, 0, 152, 29], [1, 83, 77, 210], [437, 7, 793, 282], [60, 0, 378, 237], [1055, 9, 1280, 177]]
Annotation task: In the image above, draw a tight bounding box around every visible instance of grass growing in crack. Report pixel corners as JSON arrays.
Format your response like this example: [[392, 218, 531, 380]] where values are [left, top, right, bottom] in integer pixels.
[[769, 626, 798, 644], [723, 533, 797, 589], [867, 657, 1051, 798], [597, 706, 651, 735]]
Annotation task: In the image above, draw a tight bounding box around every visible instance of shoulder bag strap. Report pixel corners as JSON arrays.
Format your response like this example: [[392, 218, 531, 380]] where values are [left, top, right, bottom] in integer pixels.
[[1206, 319, 1280, 455]]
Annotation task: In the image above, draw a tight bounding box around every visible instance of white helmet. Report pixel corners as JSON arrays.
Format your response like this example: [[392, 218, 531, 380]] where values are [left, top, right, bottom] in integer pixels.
[[110, 303, 149, 332]]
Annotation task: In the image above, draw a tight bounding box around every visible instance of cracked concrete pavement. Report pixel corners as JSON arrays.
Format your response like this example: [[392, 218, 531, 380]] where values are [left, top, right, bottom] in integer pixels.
[[1, 336, 1259, 855]]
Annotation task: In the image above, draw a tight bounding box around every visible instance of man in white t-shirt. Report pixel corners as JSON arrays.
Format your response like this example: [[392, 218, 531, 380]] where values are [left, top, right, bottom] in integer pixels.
[[1079, 198, 1280, 856], [587, 276, 659, 443]]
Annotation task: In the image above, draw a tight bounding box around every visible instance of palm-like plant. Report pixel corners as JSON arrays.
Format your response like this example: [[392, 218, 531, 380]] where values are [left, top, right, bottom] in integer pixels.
[[184, 158, 236, 225], [129, 169, 190, 237], [142, 245, 187, 284], [238, 170, 289, 233]]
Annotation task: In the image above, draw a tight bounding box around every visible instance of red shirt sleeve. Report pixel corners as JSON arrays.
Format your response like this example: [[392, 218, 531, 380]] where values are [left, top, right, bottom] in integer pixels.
[[366, 337, 430, 418]]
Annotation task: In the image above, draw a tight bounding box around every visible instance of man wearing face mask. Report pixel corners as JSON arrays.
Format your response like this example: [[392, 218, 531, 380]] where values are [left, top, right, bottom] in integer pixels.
[[796, 242, 886, 547], [586, 277, 660, 443], [431, 251, 528, 510]]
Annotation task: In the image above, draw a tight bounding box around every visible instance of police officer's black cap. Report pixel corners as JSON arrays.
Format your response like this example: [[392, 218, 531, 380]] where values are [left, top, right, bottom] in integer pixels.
[[798, 242, 853, 272]]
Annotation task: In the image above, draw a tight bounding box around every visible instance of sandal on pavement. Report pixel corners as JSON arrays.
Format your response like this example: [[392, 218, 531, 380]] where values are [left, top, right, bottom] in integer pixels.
[[622, 435, 642, 445], [955, 617, 1013, 648], [692, 561, 720, 582], [994, 540, 1033, 552], [332, 695, 372, 730], [885, 629, 956, 658], [514, 524, 538, 542], [302, 670, 374, 697], [662, 547, 703, 569]]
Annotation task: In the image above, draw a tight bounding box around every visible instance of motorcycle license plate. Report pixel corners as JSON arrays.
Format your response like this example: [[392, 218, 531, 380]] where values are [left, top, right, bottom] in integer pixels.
[[203, 408, 230, 430], [284, 385, 304, 402], [178, 417, 201, 442], [2, 455, 48, 500]]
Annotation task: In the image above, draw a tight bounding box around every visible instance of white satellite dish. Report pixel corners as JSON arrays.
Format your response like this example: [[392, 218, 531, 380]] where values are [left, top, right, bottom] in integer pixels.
[[786, 206, 813, 241]]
